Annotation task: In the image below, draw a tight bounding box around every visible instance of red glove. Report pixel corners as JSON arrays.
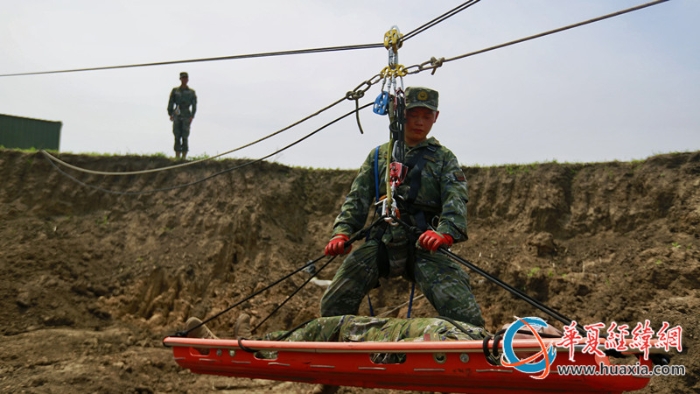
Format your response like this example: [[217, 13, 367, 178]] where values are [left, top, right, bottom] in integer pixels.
[[418, 230, 453, 252], [324, 234, 351, 256]]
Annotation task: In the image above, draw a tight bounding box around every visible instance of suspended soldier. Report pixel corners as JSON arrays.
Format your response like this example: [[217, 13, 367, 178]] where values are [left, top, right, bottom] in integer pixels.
[[321, 86, 485, 327], [167, 71, 197, 160]]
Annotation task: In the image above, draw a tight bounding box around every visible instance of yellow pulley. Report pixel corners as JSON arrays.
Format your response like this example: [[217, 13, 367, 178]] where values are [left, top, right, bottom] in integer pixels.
[[383, 26, 403, 51]]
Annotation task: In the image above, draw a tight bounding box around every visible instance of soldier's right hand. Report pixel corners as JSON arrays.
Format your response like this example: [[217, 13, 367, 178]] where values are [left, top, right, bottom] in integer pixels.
[[324, 234, 351, 256]]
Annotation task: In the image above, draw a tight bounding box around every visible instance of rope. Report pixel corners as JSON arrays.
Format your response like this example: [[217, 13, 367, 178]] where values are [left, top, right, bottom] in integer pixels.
[[438, 247, 587, 337], [175, 254, 329, 337], [406, 281, 416, 318], [175, 217, 383, 338], [41, 96, 348, 176], [42, 71, 382, 179], [43, 102, 373, 195], [251, 255, 337, 333], [376, 294, 426, 318]]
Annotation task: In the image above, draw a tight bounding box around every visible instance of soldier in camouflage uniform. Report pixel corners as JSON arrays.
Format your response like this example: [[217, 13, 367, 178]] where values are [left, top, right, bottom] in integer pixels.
[[262, 315, 487, 343], [167, 71, 197, 160], [321, 87, 484, 327], [187, 314, 487, 363]]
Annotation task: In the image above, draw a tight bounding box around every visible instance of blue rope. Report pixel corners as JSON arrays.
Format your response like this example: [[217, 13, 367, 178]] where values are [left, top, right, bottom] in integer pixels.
[[407, 282, 416, 318]]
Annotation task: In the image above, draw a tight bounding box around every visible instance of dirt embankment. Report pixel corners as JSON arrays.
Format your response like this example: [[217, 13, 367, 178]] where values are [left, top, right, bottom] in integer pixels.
[[0, 149, 698, 393]]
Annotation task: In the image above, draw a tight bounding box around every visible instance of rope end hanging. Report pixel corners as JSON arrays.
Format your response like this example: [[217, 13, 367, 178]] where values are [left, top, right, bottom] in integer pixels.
[[346, 90, 366, 134]]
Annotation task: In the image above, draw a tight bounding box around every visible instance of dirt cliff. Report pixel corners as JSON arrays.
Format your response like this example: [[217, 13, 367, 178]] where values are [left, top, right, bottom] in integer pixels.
[[1, 149, 698, 393]]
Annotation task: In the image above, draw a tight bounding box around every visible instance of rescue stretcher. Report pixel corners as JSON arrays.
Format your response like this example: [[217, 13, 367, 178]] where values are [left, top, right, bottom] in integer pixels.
[[163, 335, 665, 393]]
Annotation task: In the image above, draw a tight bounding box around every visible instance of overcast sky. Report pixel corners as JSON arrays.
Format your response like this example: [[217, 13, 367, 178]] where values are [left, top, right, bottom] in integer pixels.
[[1, 0, 698, 169]]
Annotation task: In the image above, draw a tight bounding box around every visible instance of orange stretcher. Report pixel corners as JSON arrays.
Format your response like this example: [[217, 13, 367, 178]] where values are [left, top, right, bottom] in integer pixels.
[[163, 336, 663, 393]]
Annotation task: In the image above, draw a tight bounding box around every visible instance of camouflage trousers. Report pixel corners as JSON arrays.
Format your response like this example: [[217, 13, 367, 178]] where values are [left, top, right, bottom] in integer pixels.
[[172, 117, 191, 153], [320, 239, 485, 327], [264, 315, 488, 343]]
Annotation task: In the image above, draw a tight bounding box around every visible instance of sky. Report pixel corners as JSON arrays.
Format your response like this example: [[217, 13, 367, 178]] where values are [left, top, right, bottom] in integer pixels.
[[1, 0, 698, 169]]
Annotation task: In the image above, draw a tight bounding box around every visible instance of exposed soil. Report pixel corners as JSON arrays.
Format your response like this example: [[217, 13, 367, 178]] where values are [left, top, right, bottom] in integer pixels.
[[1, 149, 698, 393]]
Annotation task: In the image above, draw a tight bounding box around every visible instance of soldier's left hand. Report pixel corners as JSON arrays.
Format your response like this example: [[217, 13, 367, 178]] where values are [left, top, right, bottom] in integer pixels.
[[418, 230, 453, 252]]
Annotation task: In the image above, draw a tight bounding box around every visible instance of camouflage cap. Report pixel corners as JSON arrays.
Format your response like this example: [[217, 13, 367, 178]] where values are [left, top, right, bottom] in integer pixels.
[[180, 72, 189, 78], [405, 87, 439, 111]]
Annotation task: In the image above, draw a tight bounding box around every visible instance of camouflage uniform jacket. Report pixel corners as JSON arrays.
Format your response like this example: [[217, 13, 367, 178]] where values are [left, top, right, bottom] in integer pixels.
[[331, 137, 468, 243], [167, 86, 197, 118]]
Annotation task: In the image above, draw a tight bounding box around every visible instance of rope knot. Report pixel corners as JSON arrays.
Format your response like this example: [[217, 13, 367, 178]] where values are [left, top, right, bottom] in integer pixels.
[[346, 90, 365, 101], [429, 57, 445, 75]]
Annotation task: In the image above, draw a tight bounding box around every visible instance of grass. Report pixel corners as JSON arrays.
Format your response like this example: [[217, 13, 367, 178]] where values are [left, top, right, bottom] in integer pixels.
[[504, 163, 538, 176], [526, 267, 541, 278], [2, 146, 697, 171], [96, 215, 109, 226]]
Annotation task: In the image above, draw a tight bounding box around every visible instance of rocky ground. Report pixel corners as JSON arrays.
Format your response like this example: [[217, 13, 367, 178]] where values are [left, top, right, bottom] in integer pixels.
[[0, 149, 698, 393]]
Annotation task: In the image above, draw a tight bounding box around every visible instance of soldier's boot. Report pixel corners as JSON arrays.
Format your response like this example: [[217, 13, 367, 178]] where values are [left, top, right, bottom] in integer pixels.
[[185, 317, 218, 339], [175, 151, 181, 159], [181, 151, 187, 160], [233, 313, 252, 338], [185, 317, 218, 355]]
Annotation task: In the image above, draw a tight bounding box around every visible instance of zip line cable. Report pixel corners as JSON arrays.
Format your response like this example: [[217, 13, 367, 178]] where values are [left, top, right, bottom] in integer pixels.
[[0, 44, 384, 78], [402, 0, 481, 41], [0, 0, 480, 78], [43, 102, 373, 196], [439, 0, 669, 66], [1, 0, 663, 78]]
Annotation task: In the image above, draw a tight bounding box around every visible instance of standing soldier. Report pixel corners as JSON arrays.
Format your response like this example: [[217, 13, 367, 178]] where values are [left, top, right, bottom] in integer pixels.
[[168, 72, 197, 160], [321, 86, 485, 327]]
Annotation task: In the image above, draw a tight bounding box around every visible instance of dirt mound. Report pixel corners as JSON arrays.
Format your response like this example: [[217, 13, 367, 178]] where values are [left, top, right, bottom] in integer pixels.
[[1, 149, 698, 393]]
